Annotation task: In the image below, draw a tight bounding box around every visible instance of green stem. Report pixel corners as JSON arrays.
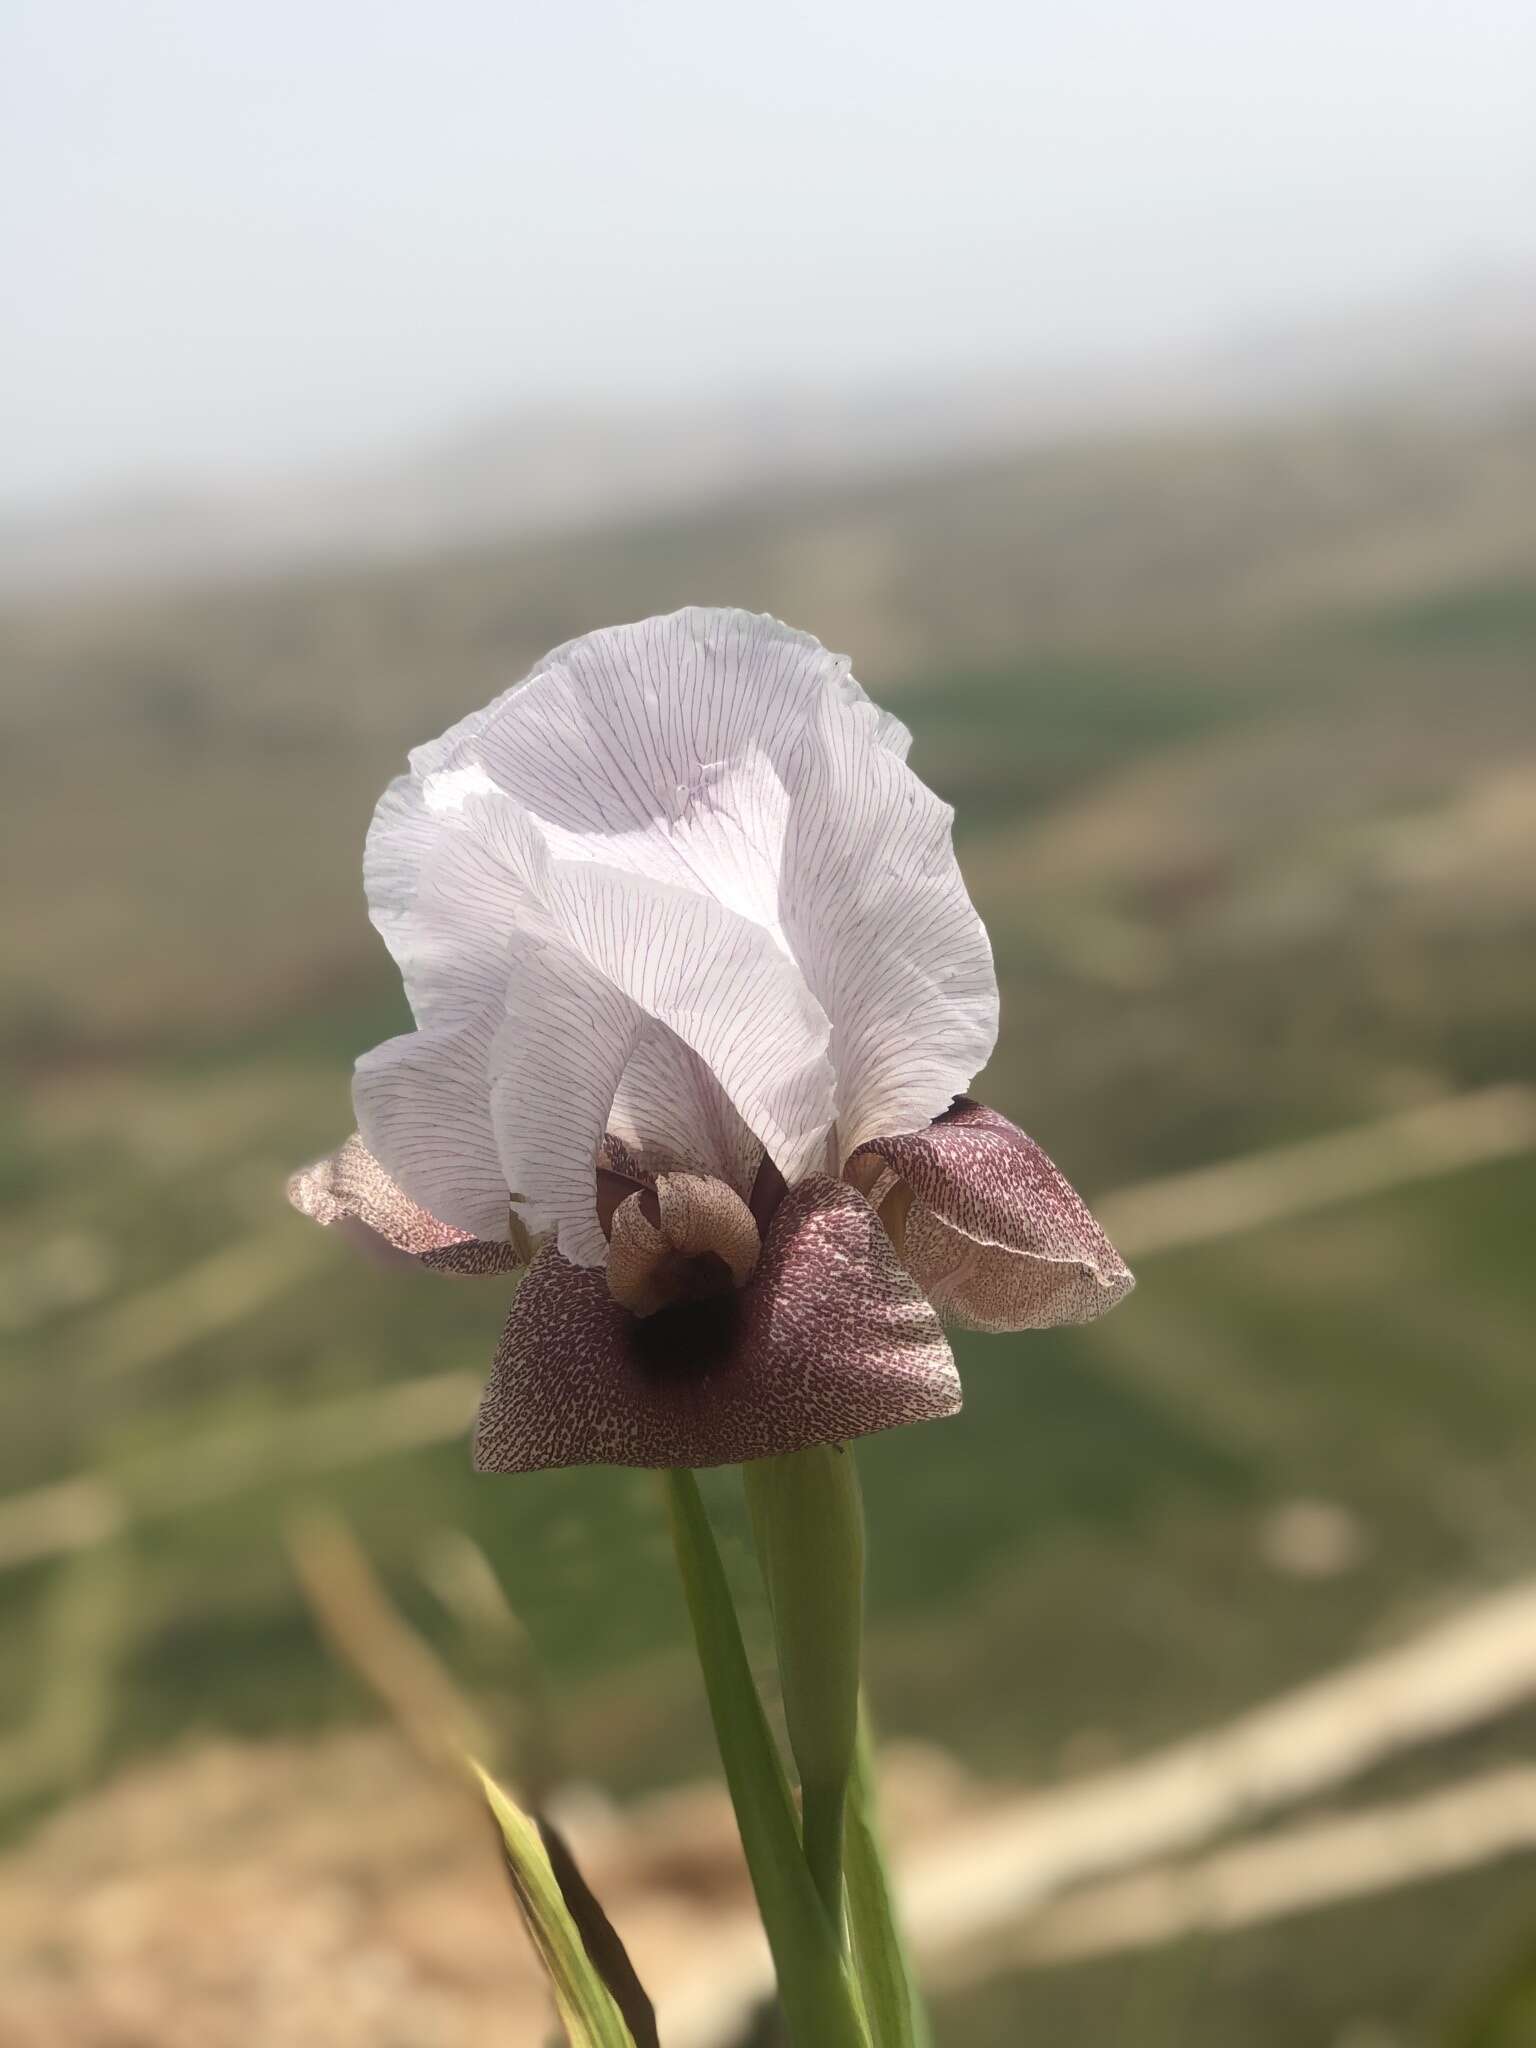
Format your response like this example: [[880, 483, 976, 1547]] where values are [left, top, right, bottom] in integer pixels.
[[662, 1468, 867, 2048], [742, 1444, 865, 1933]]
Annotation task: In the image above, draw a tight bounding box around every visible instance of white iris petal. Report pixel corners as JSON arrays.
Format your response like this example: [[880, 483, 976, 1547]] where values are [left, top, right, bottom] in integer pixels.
[[353, 606, 998, 1258], [353, 1012, 511, 1243], [421, 764, 498, 813]]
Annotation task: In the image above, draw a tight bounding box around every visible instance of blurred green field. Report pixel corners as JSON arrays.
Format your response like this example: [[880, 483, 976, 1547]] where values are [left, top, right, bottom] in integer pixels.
[[2, 396, 1535, 2043]]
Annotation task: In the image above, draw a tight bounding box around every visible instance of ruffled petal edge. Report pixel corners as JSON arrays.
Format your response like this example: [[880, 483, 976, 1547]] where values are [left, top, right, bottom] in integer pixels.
[[288, 1133, 528, 1275]]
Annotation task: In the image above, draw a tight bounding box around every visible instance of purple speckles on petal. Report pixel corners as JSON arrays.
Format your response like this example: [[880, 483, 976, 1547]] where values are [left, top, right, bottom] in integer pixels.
[[288, 1133, 524, 1274], [852, 1099, 1134, 1332], [472, 1174, 959, 1473]]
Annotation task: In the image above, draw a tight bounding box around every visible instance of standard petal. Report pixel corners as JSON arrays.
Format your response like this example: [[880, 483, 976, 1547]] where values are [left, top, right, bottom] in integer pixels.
[[364, 774, 552, 1029], [488, 860, 838, 1261], [852, 1100, 1134, 1331], [286, 1133, 524, 1273], [353, 1014, 513, 1244], [454, 610, 870, 913], [607, 1023, 762, 1196], [363, 609, 910, 1009], [537, 856, 837, 1188], [488, 929, 648, 1268], [472, 1175, 959, 1473], [780, 687, 998, 1162], [368, 767, 837, 1210], [361, 609, 955, 1192]]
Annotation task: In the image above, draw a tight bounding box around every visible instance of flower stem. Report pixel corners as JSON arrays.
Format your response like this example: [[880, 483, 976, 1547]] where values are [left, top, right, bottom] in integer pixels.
[[742, 1443, 865, 1933], [662, 1468, 868, 2048]]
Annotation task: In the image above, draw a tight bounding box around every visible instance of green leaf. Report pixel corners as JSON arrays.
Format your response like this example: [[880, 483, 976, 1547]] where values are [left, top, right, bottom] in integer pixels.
[[743, 1444, 865, 1929], [474, 1760, 639, 2048], [845, 1708, 933, 2048], [664, 1468, 870, 2048]]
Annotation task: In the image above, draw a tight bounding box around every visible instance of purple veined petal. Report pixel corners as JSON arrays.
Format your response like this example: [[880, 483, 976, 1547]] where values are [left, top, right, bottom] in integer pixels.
[[472, 1175, 960, 1474], [365, 764, 553, 1033], [353, 1011, 514, 1245], [372, 784, 839, 1250], [502, 609, 987, 1166], [534, 853, 837, 1190], [366, 610, 883, 1002], [852, 1100, 1135, 1332], [355, 801, 559, 1243], [488, 861, 839, 1261], [780, 684, 998, 1164], [360, 606, 906, 1055], [287, 1133, 524, 1274], [364, 774, 828, 1254], [489, 928, 648, 1268], [442, 610, 904, 918], [358, 608, 980, 1216], [607, 1022, 762, 1197]]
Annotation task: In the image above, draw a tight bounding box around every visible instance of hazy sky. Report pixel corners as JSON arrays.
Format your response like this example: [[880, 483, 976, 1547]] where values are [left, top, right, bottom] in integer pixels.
[[5, 0, 1535, 507]]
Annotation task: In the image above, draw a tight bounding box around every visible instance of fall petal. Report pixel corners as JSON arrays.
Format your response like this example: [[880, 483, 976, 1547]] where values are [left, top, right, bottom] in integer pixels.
[[286, 1133, 522, 1273], [736, 1175, 960, 1442], [472, 1175, 959, 1474], [853, 1100, 1134, 1331]]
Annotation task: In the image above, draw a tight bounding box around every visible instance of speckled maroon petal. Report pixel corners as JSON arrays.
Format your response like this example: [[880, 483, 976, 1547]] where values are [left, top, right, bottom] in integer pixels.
[[473, 1174, 959, 1474], [288, 1133, 524, 1275], [600, 1133, 656, 1186], [420, 1236, 530, 1276], [853, 1100, 1134, 1332]]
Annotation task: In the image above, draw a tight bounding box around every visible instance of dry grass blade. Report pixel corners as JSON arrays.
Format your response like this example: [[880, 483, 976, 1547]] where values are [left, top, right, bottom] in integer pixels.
[[477, 1764, 638, 2048], [287, 1509, 654, 2047]]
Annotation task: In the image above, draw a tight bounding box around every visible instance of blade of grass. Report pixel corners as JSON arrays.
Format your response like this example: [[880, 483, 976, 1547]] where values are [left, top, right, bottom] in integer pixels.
[[476, 1761, 638, 2048], [288, 1513, 650, 2047], [663, 1467, 869, 2048]]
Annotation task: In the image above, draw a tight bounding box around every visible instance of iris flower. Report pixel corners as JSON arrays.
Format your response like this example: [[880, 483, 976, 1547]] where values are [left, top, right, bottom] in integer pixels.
[[290, 608, 1132, 1473]]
